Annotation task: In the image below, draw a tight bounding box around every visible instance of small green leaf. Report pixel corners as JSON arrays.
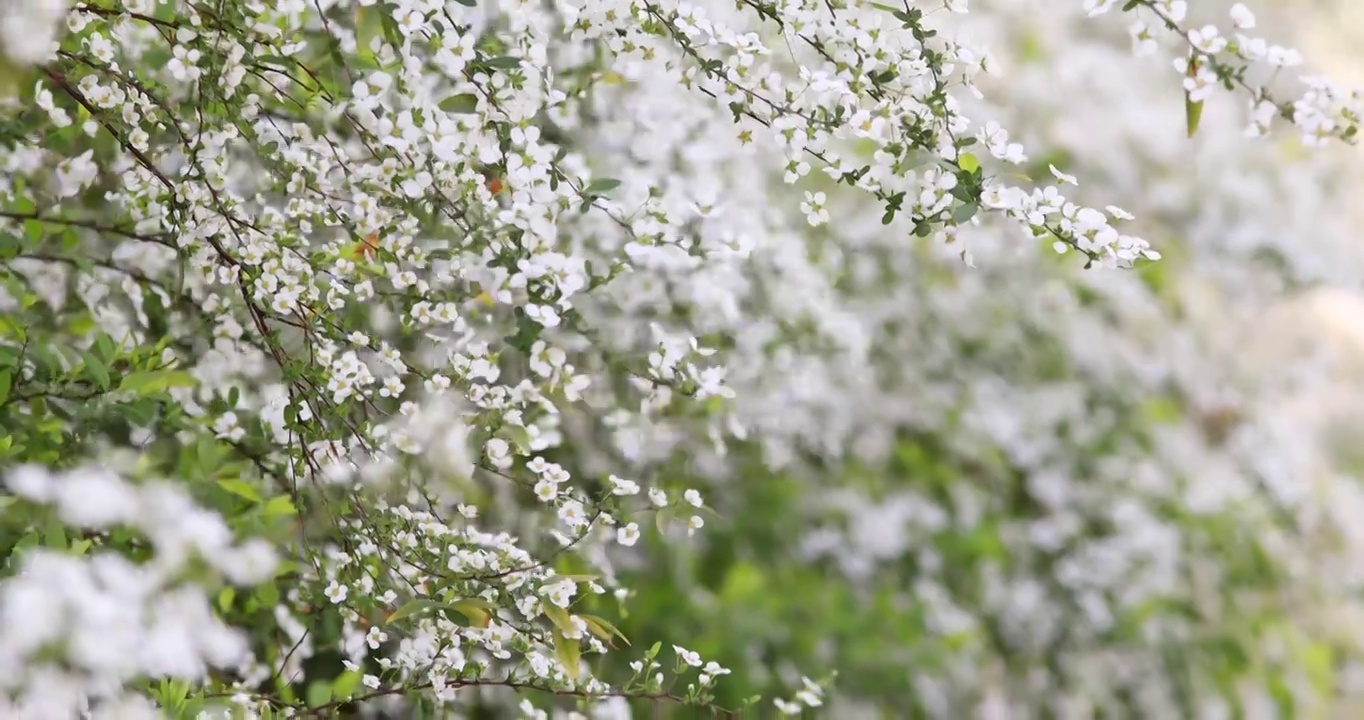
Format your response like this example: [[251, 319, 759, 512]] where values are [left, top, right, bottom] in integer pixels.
[[333, 670, 363, 700], [306, 680, 332, 708], [218, 478, 263, 503], [386, 598, 443, 625], [119, 370, 196, 395], [580, 613, 630, 647], [80, 350, 110, 390], [542, 603, 576, 634], [262, 495, 296, 517], [952, 202, 979, 224], [1185, 94, 1205, 138], [482, 56, 522, 69], [160, 679, 190, 707], [14, 531, 39, 553], [256, 581, 280, 607], [95, 332, 116, 361], [438, 93, 479, 114], [449, 599, 493, 628], [503, 424, 533, 454], [218, 587, 236, 613], [586, 178, 621, 195], [43, 518, 67, 549], [553, 628, 581, 679], [957, 152, 980, 174], [0, 369, 10, 404]]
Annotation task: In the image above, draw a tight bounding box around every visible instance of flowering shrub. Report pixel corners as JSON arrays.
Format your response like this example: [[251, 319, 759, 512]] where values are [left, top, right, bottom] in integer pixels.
[[0, 0, 1361, 718]]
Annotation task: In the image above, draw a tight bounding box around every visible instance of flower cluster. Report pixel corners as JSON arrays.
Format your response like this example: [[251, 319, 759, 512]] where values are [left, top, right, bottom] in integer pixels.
[[1094, 0, 1363, 143], [0, 466, 275, 719]]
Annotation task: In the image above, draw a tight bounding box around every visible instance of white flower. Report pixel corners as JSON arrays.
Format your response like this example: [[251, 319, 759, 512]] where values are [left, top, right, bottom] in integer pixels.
[[609, 475, 640, 496], [673, 645, 702, 667], [541, 579, 577, 608], [485, 438, 513, 469], [800, 191, 830, 226], [617, 523, 640, 546], [325, 582, 348, 604], [559, 500, 587, 528], [1048, 164, 1078, 186], [534, 479, 558, 502], [525, 304, 561, 328]]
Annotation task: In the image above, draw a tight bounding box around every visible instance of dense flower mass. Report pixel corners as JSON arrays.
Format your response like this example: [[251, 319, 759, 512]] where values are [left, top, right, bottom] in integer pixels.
[[1, 0, 1363, 717]]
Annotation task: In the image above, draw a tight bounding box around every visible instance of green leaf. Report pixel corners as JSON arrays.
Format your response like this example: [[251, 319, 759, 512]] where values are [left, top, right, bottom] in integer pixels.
[[43, 518, 67, 549], [262, 495, 296, 517], [159, 679, 190, 707], [957, 152, 979, 174], [542, 603, 576, 635], [255, 581, 280, 607], [14, 530, 39, 553], [1185, 94, 1204, 138], [438, 93, 479, 114], [218, 478, 263, 503], [951, 202, 979, 224], [119, 370, 196, 395], [380, 14, 403, 49], [449, 599, 493, 628], [553, 628, 581, 679], [481, 56, 522, 69], [579, 613, 630, 647], [306, 680, 332, 708], [80, 350, 110, 390], [95, 332, 116, 361], [218, 587, 236, 613], [586, 178, 622, 195], [0, 235, 19, 261], [503, 424, 533, 454], [0, 369, 10, 405], [333, 670, 363, 700], [386, 598, 443, 625]]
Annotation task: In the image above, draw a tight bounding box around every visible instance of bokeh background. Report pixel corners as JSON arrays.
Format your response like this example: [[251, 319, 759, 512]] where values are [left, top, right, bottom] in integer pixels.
[[573, 1, 1364, 717]]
